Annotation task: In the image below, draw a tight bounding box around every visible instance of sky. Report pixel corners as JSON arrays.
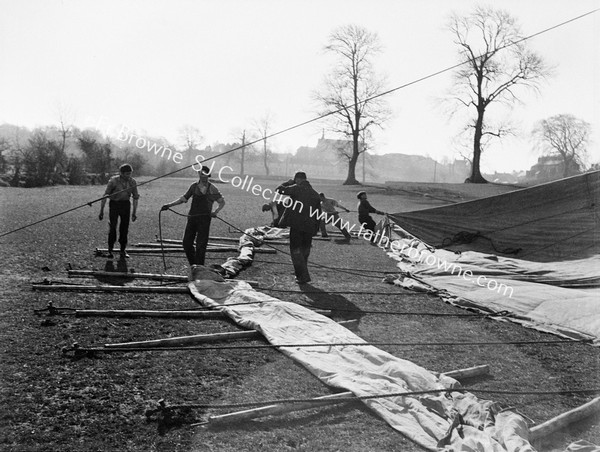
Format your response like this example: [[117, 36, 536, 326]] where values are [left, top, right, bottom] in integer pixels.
[[0, 0, 598, 173]]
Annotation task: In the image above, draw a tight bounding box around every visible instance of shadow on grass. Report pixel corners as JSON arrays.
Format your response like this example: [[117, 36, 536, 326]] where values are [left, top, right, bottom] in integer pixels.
[[92, 259, 131, 285], [297, 283, 364, 322]]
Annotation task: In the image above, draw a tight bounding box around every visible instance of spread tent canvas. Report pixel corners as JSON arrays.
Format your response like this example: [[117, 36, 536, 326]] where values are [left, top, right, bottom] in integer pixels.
[[382, 171, 600, 344], [387, 171, 599, 262]]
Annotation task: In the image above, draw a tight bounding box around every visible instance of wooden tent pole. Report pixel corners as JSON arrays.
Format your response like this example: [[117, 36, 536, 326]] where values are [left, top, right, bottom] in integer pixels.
[[35, 279, 260, 292], [68, 270, 188, 281], [76, 309, 226, 319], [96, 247, 277, 254], [158, 236, 289, 245], [33, 284, 190, 294], [67, 270, 259, 287], [133, 243, 233, 249], [105, 330, 261, 348], [530, 397, 600, 441], [75, 308, 332, 319], [442, 364, 489, 380], [200, 365, 490, 425], [103, 319, 357, 349]]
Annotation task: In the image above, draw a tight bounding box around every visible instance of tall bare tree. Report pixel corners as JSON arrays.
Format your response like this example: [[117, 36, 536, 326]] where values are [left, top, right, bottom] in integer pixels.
[[255, 113, 274, 176], [532, 114, 591, 178], [315, 24, 390, 185], [55, 102, 74, 155], [239, 129, 247, 176], [447, 6, 551, 183], [178, 125, 203, 153]]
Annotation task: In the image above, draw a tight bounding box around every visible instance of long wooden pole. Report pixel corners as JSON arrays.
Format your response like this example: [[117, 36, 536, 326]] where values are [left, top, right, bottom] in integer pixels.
[[105, 330, 261, 348], [96, 247, 277, 254], [76, 309, 226, 319], [66, 270, 259, 287], [33, 284, 190, 293], [134, 242, 234, 249], [103, 320, 357, 349], [75, 308, 332, 319], [530, 397, 600, 441], [158, 236, 289, 245], [68, 270, 188, 282], [200, 365, 490, 425]]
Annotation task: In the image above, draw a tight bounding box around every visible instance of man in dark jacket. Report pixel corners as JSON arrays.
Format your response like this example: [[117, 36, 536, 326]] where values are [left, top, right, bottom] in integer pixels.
[[276, 171, 321, 284]]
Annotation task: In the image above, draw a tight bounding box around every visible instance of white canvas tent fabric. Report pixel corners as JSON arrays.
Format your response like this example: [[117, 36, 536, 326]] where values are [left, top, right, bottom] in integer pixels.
[[188, 268, 535, 451], [382, 235, 600, 344], [218, 226, 289, 278]]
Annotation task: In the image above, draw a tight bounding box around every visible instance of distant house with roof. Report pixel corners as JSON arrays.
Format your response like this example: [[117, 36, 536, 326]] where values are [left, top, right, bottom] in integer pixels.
[[292, 134, 356, 178], [526, 155, 581, 182]]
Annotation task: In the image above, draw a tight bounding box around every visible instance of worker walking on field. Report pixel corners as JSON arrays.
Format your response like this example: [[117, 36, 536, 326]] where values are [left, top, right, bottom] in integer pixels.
[[161, 165, 225, 267], [276, 171, 321, 284], [99, 163, 139, 259], [318, 192, 352, 240]]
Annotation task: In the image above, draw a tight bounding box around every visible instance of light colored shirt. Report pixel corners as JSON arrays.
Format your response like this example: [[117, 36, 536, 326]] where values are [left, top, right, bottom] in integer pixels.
[[321, 197, 347, 214], [104, 175, 140, 201]]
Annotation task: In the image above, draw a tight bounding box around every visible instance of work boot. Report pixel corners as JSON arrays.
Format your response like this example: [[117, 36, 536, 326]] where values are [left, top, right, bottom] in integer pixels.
[[295, 276, 311, 284], [291, 249, 310, 283]]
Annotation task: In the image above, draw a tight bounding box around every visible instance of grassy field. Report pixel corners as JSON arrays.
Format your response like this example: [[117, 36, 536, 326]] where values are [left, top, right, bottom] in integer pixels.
[[0, 176, 598, 452]]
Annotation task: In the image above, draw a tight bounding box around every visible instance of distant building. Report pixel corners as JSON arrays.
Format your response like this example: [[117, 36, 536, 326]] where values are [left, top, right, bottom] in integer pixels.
[[291, 134, 470, 183], [292, 134, 357, 178], [295, 136, 355, 163], [526, 155, 581, 182]]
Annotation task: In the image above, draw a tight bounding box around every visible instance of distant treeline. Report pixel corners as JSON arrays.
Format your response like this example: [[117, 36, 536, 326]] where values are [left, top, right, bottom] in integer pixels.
[[0, 124, 274, 188]]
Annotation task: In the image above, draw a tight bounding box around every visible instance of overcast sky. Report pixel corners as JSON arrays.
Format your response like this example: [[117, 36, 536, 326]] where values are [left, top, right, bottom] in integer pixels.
[[1, 0, 598, 173]]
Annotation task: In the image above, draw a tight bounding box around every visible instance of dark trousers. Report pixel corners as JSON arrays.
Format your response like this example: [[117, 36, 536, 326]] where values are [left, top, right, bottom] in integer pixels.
[[289, 228, 313, 281], [108, 200, 130, 251], [320, 212, 351, 238], [182, 215, 212, 266], [359, 216, 377, 242]]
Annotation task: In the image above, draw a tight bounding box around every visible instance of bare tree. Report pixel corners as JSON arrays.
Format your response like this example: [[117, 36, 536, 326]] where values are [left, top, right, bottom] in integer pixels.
[[55, 102, 75, 155], [238, 129, 248, 176], [447, 6, 551, 183], [532, 114, 591, 178], [254, 113, 274, 176], [178, 125, 203, 153], [315, 24, 390, 185]]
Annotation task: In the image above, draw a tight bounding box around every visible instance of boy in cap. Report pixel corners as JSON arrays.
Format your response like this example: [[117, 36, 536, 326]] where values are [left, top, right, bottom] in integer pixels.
[[99, 163, 139, 259], [319, 192, 351, 239], [161, 165, 225, 266], [357, 191, 385, 243]]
